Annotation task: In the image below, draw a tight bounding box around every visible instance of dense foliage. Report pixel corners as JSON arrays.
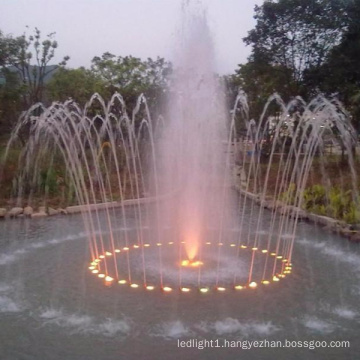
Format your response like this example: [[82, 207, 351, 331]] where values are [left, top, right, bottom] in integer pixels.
[[228, 0, 360, 126]]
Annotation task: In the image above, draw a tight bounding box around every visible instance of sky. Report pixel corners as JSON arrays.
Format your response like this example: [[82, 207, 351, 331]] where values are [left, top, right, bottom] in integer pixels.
[[0, 0, 263, 75]]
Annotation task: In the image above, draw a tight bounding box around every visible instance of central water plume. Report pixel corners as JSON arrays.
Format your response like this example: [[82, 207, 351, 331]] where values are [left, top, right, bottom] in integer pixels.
[[157, 6, 232, 262]]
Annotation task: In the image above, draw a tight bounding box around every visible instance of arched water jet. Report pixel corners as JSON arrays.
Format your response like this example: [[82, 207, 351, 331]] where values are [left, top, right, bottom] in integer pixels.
[[1, 7, 358, 295]]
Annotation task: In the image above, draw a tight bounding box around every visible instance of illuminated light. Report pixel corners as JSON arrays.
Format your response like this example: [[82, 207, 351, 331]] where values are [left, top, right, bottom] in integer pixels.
[[218, 243, 224, 246], [181, 241, 185, 244], [276, 255, 283, 259], [181, 260, 189, 267], [200, 287, 209, 293], [217, 287, 226, 292], [118, 280, 127, 284], [99, 255, 105, 259], [130, 283, 139, 288], [91, 262, 98, 266], [278, 274, 286, 278], [115, 249, 121, 253], [285, 266, 292, 270], [98, 274, 105, 278], [262, 280, 270, 285], [88, 266, 95, 270], [94, 259, 100, 263], [230, 244, 236, 247], [241, 245, 247, 249], [282, 259, 288, 262], [144, 244, 150, 247], [105, 276, 114, 282], [262, 249, 268, 253], [272, 276, 280, 282], [181, 259, 203, 267], [123, 247, 129, 251], [181, 287, 190, 293], [133, 245, 139, 249], [270, 252, 276, 256], [163, 287, 172, 292], [156, 243, 162, 246], [284, 271, 291, 274], [168, 242, 174, 245], [91, 269, 99, 274], [206, 242, 211, 245], [252, 247, 258, 251], [105, 251, 112, 256], [146, 285, 155, 291], [235, 285, 244, 290], [249, 281, 258, 288]]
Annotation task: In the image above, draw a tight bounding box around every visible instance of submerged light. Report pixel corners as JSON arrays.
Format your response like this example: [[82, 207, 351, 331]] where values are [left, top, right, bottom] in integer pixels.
[[181, 259, 203, 267]]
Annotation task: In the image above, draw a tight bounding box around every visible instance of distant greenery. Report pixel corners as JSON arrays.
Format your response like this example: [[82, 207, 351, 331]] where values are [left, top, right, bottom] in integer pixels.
[[282, 183, 360, 224], [0, 28, 172, 137], [227, 0, 360, 130]]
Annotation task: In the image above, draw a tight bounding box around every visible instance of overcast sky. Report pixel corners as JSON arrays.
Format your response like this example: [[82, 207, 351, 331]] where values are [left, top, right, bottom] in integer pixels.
[[0, 0, 263, 75]]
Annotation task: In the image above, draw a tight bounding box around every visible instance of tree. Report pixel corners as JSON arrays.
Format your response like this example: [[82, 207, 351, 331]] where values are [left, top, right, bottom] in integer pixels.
[[0, 69, 25, 133], [0, 27, 69, 109], [91, 53, 172, 114], [233, 60, 296, 121], [304, 0, 360, 129], [243, 0, 349, 97], [46, 67, 106, 105]]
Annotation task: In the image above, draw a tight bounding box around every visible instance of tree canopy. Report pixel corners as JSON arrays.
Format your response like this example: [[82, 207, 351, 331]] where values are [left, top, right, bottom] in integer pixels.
[[236, 0, 360, 124]]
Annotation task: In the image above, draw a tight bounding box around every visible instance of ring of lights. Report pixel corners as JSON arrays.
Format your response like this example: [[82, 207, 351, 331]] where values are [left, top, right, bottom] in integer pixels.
[[88, 241, 293, 293]]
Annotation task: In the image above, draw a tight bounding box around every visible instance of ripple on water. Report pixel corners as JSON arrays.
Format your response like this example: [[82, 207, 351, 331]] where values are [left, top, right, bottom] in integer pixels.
[[333, 307, 358, 320], [0, 295, 21, 313], [302, 316, 334, 334], [213, 318, 280, 337], [39, 308, 130, 337], [151, 320, 192, 339]]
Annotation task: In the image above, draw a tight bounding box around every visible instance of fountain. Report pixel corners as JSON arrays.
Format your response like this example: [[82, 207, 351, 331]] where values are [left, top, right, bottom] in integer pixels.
[[0, 2, 359, 359]]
